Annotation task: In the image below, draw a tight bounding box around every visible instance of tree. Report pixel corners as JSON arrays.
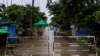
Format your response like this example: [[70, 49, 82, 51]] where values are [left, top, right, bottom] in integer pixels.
[[47, 0, 100, 47], [0, 4, 5, 20], [47, 0, 100, 30], [2, 4, 47, 35]]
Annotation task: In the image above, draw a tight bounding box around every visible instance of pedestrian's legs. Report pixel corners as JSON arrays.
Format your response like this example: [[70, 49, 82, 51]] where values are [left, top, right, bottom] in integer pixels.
[[49, 41, 54, 56]]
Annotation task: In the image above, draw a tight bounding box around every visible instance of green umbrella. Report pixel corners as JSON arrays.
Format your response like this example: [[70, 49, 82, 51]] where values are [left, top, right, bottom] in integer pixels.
[[0, 29, 8, 34], [34, 20, 48, 26]]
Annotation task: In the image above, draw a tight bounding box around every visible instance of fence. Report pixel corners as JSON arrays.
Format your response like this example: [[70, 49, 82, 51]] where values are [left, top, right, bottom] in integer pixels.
[[4, 36, 98, 56]]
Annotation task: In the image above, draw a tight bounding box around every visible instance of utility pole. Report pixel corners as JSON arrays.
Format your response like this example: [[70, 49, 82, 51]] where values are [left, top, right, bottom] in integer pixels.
[[11, 0, 12, 5], [30, 0, 34, 35], [32, 0, 34, 7]]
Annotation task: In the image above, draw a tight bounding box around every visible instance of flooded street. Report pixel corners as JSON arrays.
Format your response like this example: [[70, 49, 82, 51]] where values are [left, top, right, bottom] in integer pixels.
[[6, 27, 96, 56], [0, 0, 99, 56]]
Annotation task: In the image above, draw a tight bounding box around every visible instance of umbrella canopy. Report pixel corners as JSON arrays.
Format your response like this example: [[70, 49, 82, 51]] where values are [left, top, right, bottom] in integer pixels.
[[34, 20, 48, 26]]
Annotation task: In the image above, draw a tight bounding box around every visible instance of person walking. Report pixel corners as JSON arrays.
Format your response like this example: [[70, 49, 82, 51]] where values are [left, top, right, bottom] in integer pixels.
[[53, 26, 57, 36]]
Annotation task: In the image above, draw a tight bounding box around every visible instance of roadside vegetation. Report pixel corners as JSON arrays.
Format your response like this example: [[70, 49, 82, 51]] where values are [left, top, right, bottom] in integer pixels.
[[47, 0, 100, 54], [0, 4, 47, 36]]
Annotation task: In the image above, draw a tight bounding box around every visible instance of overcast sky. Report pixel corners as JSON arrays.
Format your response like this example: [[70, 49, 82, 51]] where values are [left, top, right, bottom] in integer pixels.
[[0, 0, 57, 23]]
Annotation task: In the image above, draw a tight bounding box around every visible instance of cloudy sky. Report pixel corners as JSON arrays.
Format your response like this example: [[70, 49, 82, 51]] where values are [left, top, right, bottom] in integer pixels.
[[0, 0, 56, 23]]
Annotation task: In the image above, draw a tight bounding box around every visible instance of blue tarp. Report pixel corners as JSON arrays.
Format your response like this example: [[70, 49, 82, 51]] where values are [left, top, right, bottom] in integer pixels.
[[75, 27, 91, 36], [8, 24, 16, 43]]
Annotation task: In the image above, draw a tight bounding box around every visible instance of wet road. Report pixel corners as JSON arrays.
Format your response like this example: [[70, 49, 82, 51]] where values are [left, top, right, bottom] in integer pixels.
[[6, 27, 96, 56]]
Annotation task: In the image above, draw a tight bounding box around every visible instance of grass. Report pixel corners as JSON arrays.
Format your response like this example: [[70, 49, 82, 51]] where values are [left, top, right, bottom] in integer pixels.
[[0, 49, 5, 56], [0, 54, 4, 56], [66, 30, 72, 36]]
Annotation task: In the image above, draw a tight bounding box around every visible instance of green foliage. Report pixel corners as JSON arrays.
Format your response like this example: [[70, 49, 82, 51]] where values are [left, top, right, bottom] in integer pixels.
[[47, 0, 100, 29], [0, 4, 5, 19], [66, 30, 72, 36], [78, 39, 88, 44], [2, 4, 47, 34], [3, 4, 46, 22], [94, 11, 100, 21]]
